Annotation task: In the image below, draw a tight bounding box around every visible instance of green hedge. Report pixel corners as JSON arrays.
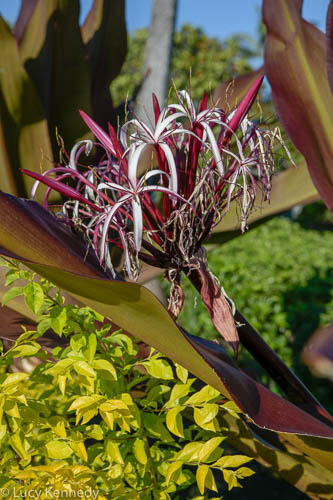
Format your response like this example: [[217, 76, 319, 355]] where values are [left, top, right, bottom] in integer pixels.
[[168, 217, 333, 411]]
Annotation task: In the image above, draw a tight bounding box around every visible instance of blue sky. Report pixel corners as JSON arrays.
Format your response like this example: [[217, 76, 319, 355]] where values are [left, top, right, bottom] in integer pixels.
[[0, 0, 330, 40]]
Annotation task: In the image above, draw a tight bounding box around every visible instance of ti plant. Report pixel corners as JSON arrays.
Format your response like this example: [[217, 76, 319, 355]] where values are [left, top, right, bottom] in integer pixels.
[[263, 0, 333, 411], [1, 1, 333, 498], [0, 0, 126, 198]]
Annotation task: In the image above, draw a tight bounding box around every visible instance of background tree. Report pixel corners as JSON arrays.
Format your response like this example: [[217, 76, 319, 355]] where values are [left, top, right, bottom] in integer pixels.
[[111, 24, 258, 108]]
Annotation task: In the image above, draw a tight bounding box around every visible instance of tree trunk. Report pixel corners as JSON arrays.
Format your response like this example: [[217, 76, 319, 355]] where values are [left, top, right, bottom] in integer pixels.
[[135, 0, 177, 122]]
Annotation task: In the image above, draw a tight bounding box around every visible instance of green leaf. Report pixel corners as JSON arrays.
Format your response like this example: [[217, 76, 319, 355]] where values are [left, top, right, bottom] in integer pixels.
[[92, 359, 117, 380], [196, 464, 209, 495], [236, 467, 255, 478], [221, 401, 242, 417], [1, 372, 28, 388], [1, 286, 24, 307], [10, 343, 40, 357], [142, 413, 173, 442], [107, 332, 135, 354], [68, 396, 101, 412], [24, 281, 44, 314], [166, 405, 184, 438], [165, 461, 183, 486], [166, 380, 194, 408], [37, 317, 51, 335], [132, 438, 147, 465], [85, 424, 104, 441], [198, 437, 225, 463], [44, 358, 73, 376], [70, 440, 88, 462], [45, 440, 73, 459], [175, 364, 188, 383], [106, 440, 124, 465], [5, 270, 19, 287], [214, 455, 252, 469], [50, 306, 67, 335], [10, 432, 29, 460], [222, 469, 241, 490], [176, 442, 203, 462], [73, 360, 96, 378], [194, 404, 219, 427], [185, 385, 220, 406], [86, 333, 97, 362], [143, 358, 174, 380]]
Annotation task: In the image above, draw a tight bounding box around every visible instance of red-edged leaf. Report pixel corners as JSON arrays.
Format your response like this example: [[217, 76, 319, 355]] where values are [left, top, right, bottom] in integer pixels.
[[326, 1, 333, 95], [0, 191, 112, 279], [263, 0, 333, 212]]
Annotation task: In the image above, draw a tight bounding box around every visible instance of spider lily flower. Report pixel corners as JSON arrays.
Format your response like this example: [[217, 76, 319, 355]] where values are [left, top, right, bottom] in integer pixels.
[[23, 76, 290, 353]]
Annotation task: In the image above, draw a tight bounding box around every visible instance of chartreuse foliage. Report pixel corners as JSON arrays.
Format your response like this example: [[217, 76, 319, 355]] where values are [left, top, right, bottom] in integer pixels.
[[0, 258, 253, 499]]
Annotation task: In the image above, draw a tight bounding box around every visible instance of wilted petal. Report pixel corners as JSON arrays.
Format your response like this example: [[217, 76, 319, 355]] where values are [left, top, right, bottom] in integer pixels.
[[187, 249, 239, 355]]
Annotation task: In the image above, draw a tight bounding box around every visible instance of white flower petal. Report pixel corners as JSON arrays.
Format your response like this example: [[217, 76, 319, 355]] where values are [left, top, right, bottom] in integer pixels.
[[99, 194, 132, 262], [131, 198, 143, 251], [128, 143, 147, 187], [159, 143, 178, 193], [69, 140, 93, 170]]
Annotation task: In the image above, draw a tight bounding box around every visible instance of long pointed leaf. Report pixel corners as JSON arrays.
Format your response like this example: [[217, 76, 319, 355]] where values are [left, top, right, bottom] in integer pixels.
[[263, 0, 333, 212], [17, 0, 92, 154], [81, 0, 127, 129], [0, 16, 53, 198], [0, 192, 111, 279]]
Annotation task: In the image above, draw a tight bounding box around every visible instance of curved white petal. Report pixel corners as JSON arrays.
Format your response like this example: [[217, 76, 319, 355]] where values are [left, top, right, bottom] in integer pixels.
[[142, 185, 190, 205], [132, 197, 143, 251], [201, 122, 224, 175], [69, 140, 93, 170], [159, 143, 178, 193], [97, 182, 132, 195], [99, 194, 132, 261], [154, 112, 186, 140], [128, 143, 148, 187]]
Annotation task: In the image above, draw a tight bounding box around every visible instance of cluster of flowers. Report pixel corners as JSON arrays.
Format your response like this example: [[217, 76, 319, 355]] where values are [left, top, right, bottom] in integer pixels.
[[23, 77, 289, 283]]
